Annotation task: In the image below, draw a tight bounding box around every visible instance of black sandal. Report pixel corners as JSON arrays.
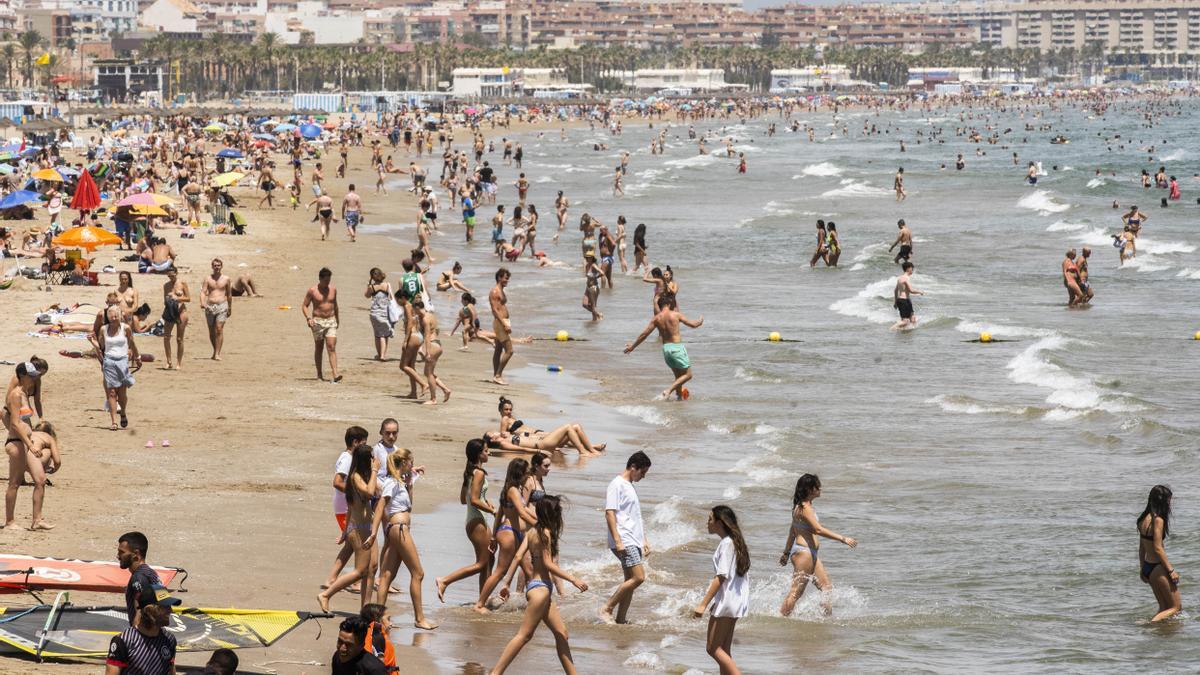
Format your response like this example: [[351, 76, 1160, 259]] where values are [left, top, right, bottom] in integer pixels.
[[119, 411, 128, 429]]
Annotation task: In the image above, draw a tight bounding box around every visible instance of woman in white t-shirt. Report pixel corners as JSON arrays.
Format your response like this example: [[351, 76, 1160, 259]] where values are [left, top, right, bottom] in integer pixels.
[[692, 505, 750, 675], [375, 449, 437, 630]]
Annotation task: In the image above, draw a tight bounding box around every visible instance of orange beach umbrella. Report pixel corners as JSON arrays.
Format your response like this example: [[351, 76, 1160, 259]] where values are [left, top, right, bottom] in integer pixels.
[[52, 226, 122, 251]]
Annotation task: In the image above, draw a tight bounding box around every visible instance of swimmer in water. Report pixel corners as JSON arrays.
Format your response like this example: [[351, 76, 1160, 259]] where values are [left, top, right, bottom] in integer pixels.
[[888, 219, 913, 265], [890, 261, 922, 331], [809, 220, 828, 268]]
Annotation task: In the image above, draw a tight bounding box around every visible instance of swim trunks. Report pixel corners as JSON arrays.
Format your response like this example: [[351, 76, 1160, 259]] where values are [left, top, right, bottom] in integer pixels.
[[493, 318, 510, 343], [895, 298, 914, 320], [344, 211, 360, 229], [464, 215, 476, 227], [205, 301, 229, 325], [311, 316, 338, 340], [898, 244, 912, 260], [610, 546, 644, 569], [662, 342, 690, 370]]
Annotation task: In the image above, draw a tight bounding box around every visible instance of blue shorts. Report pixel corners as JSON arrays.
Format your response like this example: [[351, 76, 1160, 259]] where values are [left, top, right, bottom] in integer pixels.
[[345, 211, 360, 229]]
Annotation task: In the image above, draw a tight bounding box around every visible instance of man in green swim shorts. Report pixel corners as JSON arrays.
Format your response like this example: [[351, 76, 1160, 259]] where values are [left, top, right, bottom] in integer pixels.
[[624, 294, 704, 400]]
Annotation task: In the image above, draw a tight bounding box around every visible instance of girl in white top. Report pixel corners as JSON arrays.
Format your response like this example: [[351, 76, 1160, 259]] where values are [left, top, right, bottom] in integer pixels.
[[98, 306, 140, 430], [374, 449, 437, 630], [692, 505, 751, 675]]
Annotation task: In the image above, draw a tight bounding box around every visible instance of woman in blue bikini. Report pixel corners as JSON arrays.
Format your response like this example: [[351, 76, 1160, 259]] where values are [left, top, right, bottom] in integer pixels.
[[779, 473, 857, 617], [473, 458, 536, 613], [492, 495, 588, 674]]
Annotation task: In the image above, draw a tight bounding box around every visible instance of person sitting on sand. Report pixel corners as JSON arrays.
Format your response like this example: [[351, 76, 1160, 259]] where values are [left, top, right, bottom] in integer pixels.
[[436, 262, 471, 294], [230, 272, 261, 297]]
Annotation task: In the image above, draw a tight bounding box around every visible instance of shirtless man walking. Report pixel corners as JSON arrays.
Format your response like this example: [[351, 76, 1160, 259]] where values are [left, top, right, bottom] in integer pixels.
[[624, 294, 704, 401], [200, 258, 232, 360], [311, 162, 325, 197], [894, 167, 907, 202], [161, 269, 190, 370], [182, 178, 204, 224], [302, 267, 342, 382], [889, 219, 913, 265], [891, 261, 923, 330], [341, 185, 362, 243], [490, 268, 513, 385]]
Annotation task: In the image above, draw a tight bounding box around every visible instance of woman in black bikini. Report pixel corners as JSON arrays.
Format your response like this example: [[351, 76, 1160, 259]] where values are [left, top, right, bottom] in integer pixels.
[[1138, 485, 1181, 622], [496, 397, 605, 455], [633, 223, 649, 273], [4, 361, 51, 530]]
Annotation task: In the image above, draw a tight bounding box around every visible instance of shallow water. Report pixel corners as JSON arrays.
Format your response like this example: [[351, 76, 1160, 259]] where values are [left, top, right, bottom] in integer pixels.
[[406, 101, 1200, 672]]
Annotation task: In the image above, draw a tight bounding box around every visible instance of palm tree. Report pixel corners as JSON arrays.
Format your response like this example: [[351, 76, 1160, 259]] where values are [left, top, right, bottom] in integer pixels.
[[256, 32, 282, 91], [17, 30, 43, 88], [1, 44, 15, 89]]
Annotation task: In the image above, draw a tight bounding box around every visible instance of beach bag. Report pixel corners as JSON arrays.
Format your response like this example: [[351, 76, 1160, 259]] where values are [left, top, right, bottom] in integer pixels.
[[387, 297, 403, 325]]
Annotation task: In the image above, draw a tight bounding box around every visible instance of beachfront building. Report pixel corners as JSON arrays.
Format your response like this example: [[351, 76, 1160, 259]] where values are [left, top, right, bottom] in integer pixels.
[[451, 67, 574, 96], [32, 0, 138, 40], [140, 0, 211, 33], [769, 66, 854, 91], [0, 0, 17, 33], [93, 58, 165, 100], [917, 0, 1200, 56], [20, 6, 73, 48]]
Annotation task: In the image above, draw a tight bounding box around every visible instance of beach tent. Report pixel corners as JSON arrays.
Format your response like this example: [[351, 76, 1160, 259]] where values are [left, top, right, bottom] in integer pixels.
[[0, 190, 40, 209]]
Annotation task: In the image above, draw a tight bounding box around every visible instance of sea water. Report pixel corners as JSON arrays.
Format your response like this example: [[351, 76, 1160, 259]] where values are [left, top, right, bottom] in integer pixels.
[[404, 101, 1200, 672]]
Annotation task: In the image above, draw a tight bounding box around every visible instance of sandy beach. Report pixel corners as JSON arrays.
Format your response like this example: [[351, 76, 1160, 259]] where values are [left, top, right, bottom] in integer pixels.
[[0, 122, 582, 673]]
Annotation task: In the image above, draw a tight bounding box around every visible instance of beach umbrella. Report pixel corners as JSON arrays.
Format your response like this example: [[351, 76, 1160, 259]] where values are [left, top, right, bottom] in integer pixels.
[[299, 123, 321, 139], [129, 204, 168, 217], [70, 170, 101, 210], [216, 148, 243, 159], [253, 133, 276, 141], [0, 164, 13, 175], [212, 171, 244, 187], [56, 166, 80, 177], [202, 123, 225, 133], [0, 189, 41, 209], [116, 192, 174, 207], [273, 123, 297, 132], [251, 139, 274, 149], [52, 225, 122, 251], [32, 168, 63, 182]]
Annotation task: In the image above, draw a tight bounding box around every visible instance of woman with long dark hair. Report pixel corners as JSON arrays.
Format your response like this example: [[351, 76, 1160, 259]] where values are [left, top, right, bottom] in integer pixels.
[[436, 439, 495, 602], [318, 443, 380, 612], [491, 495, 588, 674], [474, 458, 536, 612], [632, 223, 649, 273], [693, 505, 751, 675], [1138, 485, 1181, 622], [779, 474, 857, 616]]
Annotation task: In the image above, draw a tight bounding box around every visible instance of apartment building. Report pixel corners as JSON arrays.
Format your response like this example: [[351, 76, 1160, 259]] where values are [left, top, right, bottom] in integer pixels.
[[918, 0, 1200, 54], [31, 0, 139, 39]]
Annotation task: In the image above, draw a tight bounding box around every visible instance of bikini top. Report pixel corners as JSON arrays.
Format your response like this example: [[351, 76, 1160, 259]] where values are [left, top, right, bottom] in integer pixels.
[[1139, 516, 1157, 540], [529, 489, 546, 503], [508, 420, 525, 433]]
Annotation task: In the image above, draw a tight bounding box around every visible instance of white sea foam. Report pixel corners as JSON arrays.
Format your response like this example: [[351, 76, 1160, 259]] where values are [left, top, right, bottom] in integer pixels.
[[1158, 149, 1187, 162], [664, 154, 718, 169], [616, 405, 670, 426], [1176, 268, 1200, 280], [926, 394, 1031, 417], [829, 278, 900, 324], [646, 496, 703, 552], [1017, 189, 1070, 214], [763, 200, 796, 216], [1046, 220, 1085, 232], [954, 319, 1053, 339], [1086, 177, 1107, 189], [622, 652, 665, 670], [706, 423, 733, 434], [722, 486, 742, 500], [820, 180, 891, 199], [799, 161, 844, 177], [1006, 336, 1143, 418]]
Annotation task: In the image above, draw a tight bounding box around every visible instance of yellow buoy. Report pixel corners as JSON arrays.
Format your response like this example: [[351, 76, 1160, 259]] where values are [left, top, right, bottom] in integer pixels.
[[768, 332, 781, 342], [980, 332, 993, 343], [556, 330, 569, 342], [1194, 331, 1200, 341]]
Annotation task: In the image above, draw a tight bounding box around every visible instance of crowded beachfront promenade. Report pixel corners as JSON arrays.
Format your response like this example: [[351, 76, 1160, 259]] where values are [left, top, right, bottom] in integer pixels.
[[1, 89, 1198, 673]]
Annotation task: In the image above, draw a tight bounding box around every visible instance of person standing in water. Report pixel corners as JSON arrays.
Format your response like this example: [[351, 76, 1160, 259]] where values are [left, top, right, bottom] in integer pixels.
[[692, 505, 750, 675], [436, 439, 495, 603], [894, 167, 906, 201], [809, 220, 828, 268], [624, 294, 703, 401], [1062, 249, 1083, 307], [889, 219, 913, 265], [891, 261, 922, 330], [779, 474, 857, 617], [1077, 247, 1094, 304], [1138, 485, 1181, 622], [600, 451, 651, 625]]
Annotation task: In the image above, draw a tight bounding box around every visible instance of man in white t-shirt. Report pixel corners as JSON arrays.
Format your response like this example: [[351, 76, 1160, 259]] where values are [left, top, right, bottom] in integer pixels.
[[601, 451, 652, 624], [323, 425, 369, 591]]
